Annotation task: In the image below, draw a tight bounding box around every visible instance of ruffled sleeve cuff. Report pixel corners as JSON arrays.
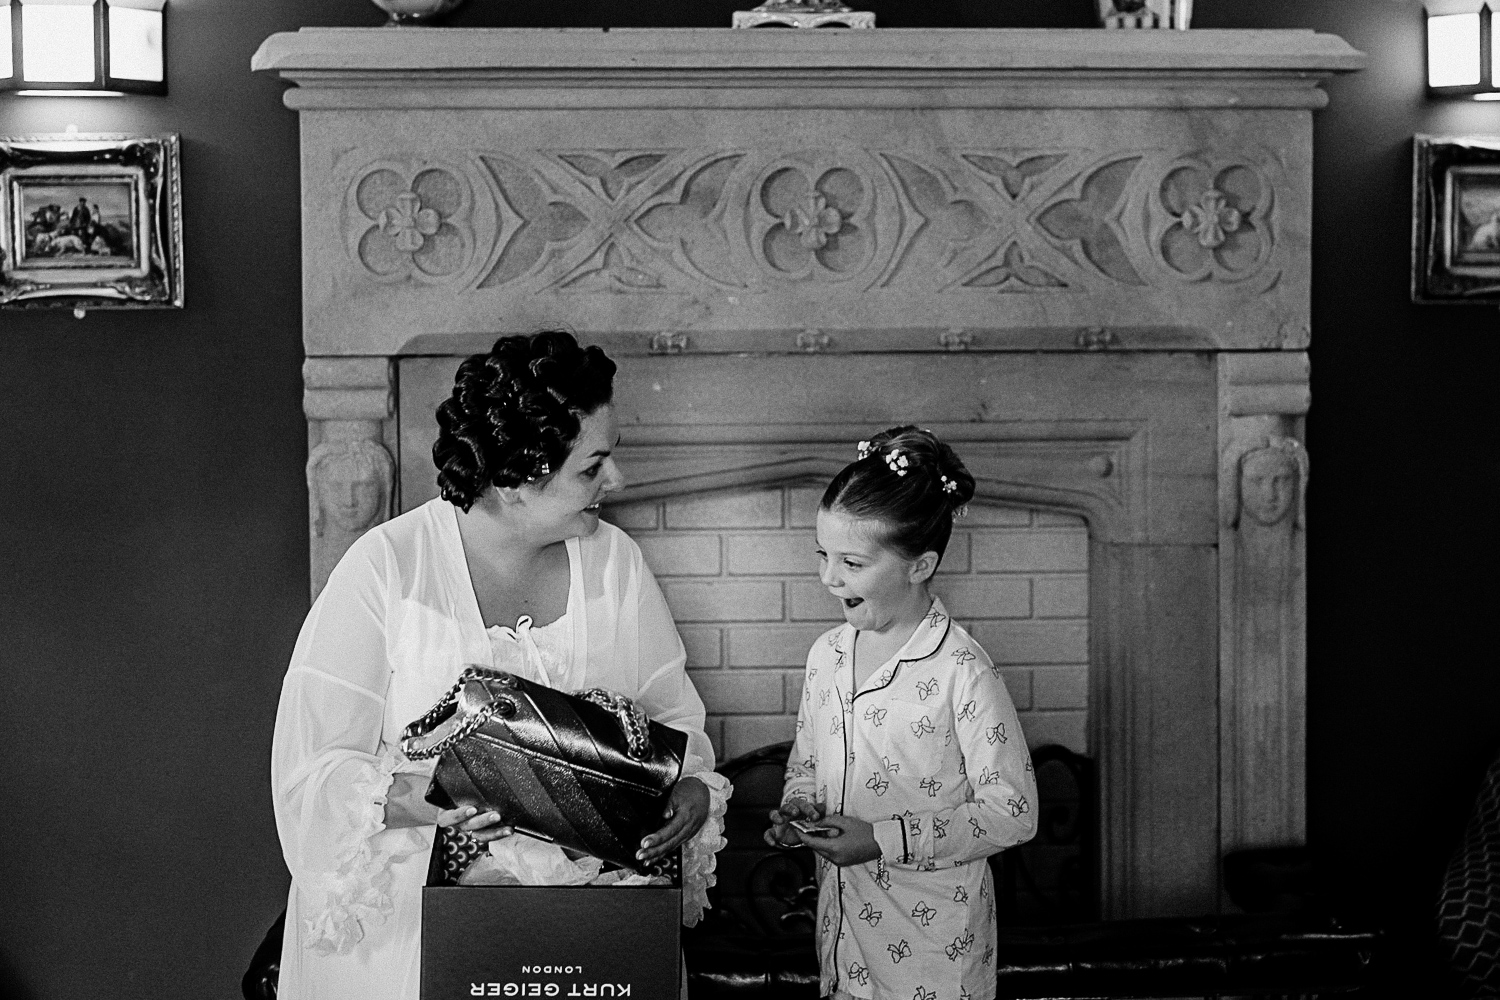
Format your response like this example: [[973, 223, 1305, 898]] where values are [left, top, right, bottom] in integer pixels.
[[301, 746, 405, 955], [679, 771, 732, 928]]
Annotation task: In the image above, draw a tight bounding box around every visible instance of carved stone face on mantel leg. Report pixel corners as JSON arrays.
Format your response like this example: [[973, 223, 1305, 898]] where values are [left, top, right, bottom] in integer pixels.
[[312, 443, 390, 536], [307, 436, 395, 594], [1239, 448, 1296, 528], [1233, 437, 1308, 531]]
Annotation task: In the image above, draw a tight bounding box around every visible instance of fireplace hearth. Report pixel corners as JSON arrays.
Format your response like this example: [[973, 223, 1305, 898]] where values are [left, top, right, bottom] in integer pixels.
[[254, 26, 1364, 919]]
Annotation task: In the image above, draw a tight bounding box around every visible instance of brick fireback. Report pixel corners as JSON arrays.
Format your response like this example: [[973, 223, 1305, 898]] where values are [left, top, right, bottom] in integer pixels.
[[604, 487, 1090, 763]]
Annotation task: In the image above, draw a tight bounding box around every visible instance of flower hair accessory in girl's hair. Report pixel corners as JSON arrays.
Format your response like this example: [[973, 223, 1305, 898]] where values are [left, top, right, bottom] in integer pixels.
[[767, 424, 1036, 1000]]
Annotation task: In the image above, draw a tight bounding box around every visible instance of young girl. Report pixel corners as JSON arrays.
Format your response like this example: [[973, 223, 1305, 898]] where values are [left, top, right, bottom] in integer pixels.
[[766, 426, 1038, 1000]]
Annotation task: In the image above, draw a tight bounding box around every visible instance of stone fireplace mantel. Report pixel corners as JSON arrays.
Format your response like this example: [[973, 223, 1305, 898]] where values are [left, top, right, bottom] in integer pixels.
[[254, 27, 1363, 920]]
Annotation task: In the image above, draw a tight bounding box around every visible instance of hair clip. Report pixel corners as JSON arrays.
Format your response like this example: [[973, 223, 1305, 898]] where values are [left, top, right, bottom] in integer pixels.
[[954, 505, 970, 519], [885, 449, 910, 477], [856, 440, 875, 461], [939, 474, 960, 495], [527, 460, 552, 483]]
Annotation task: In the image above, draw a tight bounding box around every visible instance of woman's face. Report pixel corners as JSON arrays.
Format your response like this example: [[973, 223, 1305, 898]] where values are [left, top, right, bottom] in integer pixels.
[[509, 405, 625, 543], [814, 507, 933, 635]]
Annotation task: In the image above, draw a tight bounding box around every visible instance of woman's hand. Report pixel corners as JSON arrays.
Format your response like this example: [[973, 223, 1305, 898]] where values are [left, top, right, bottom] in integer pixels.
[[799, 814, 881, 867], [436, 805, 514, 844], [638, 775, 711, 864], [763, 798, 823, 850], [385, 774, 512, 843]]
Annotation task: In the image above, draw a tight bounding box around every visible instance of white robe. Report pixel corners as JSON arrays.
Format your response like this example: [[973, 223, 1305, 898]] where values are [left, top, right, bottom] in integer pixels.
[[271, 498, 721, 1000], [784, 599, 1038, 1000]]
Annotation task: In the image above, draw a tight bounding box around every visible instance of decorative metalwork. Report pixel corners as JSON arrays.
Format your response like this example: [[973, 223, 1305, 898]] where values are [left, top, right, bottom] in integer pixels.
[[733, 0, 874, 29], [649, 331, 689, 354]]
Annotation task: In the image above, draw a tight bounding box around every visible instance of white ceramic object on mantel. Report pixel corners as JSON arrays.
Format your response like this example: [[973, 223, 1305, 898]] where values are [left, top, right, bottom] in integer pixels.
[[1098, 0, 1192, 29], [370, 0, 467, 25]]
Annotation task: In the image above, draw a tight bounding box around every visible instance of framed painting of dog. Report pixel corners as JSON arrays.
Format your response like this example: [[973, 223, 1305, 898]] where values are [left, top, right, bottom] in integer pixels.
[[1, 134, 182, 309]]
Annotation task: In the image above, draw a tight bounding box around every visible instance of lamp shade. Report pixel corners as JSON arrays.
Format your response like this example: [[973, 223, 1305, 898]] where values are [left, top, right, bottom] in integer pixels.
[[1427, 1, 1500, 97], [1, 0, 165, 95]]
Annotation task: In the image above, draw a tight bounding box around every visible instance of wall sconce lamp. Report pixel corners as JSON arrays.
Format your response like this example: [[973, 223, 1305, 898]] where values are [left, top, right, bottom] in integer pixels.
[[2, 0, 166, 97], [1427, 1, 1500, 99]]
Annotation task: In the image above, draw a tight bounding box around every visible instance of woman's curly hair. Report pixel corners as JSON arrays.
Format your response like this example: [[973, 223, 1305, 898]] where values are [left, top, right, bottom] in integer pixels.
[[820, 425, 976, 563], [433, 331, 617, 511]]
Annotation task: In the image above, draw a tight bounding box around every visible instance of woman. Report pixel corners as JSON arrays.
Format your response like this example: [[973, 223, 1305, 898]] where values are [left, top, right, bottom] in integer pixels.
[[271, 331, 727, 999]]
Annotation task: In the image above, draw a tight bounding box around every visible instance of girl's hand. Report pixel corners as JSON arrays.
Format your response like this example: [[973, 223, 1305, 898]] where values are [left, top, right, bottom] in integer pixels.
[[638, 775, 711, 864], [437, 805, 514, 844], [763, 798, 823, 849], [799, 814, 881, 867]]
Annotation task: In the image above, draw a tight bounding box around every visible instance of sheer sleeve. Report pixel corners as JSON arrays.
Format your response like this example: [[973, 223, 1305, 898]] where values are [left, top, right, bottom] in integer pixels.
[[612, 528, 728, 925], [271, 532, 417, 955], [622, 534, 715, 778]]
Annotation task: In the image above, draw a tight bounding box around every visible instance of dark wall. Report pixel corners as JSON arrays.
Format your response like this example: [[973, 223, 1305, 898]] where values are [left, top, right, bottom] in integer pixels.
[[0, 1, 1491, 997]]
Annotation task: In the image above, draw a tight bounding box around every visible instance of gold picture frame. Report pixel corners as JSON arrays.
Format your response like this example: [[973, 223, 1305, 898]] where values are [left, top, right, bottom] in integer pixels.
[[1413, 134, 1500, 303], [0, 133, 183, 309]]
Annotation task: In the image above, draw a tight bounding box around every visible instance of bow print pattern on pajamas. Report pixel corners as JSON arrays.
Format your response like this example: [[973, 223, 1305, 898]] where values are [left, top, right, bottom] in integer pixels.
[[783, 598, 1038, 1000]]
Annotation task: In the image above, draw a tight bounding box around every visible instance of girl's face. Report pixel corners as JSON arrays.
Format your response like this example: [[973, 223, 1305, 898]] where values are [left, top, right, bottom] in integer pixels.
[[507, 405, 625, 543], [814, 507, 935, 635]]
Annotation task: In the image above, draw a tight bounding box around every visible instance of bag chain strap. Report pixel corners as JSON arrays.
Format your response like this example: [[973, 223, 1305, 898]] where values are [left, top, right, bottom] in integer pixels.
[[401, 667, 651, 762], [574, 688, 652, 761], [401, 666, 499, 761]]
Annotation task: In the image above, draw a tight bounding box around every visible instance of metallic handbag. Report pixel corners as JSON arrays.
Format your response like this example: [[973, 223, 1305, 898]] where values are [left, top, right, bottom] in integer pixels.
[[401, 666, 687, 876]]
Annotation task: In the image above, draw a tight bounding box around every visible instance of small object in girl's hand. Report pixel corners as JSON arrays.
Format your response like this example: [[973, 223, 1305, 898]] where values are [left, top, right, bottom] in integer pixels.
[[792, 819, 835, 836]]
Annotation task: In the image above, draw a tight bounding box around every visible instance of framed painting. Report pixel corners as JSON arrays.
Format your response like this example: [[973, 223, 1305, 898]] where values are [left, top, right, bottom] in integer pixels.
[[0, 133, 182, 309], [1413, 134, 1500, 303]]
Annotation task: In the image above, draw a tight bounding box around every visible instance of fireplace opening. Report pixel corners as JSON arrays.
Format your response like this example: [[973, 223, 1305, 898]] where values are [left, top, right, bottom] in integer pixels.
[[603, 485, 1091, 766], [390, 348, 1227, 919]]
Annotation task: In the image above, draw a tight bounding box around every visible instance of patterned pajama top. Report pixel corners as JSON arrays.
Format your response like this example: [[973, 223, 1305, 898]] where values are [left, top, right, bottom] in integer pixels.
[[783, 598, 1038, 1000]]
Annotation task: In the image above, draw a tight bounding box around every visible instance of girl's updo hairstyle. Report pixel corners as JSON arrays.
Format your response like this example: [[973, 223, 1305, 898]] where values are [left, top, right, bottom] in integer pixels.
[[433, 331, 617, 512], [820, 426, 976, 563]]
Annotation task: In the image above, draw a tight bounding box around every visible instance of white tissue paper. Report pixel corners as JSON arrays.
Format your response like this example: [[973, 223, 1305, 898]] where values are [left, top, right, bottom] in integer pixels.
[[458, 836, 603, 886]]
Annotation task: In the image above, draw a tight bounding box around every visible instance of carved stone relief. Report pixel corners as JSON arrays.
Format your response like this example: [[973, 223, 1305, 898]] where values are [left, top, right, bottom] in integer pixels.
[[1218, 354, 1309, 860], [1155, 161, 1274, 282], [304, 357, 397, 598], [349, 163, 475, 283], [1231, 437, 1307, 531], [338, 145, 1285, 300], [307, 436, 395, 592]]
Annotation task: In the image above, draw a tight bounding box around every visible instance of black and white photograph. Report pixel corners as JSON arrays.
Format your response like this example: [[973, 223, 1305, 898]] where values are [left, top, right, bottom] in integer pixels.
[[1, 5, 1496, 1000]]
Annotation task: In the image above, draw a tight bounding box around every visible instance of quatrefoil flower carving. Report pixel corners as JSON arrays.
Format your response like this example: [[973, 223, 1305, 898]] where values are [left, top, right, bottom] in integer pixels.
[[353, 166, 471, 281], [785, 192, 844, 250], [760, 166, 870, 276], [1158, 164, 1270, 278], [379, 192, 442, 253], [1180, 189, 1242, 248]]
